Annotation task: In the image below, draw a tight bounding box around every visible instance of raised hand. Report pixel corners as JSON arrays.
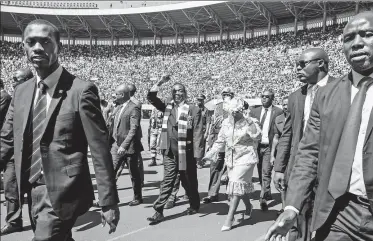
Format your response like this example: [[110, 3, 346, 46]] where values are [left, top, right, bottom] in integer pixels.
[[157, 74, 171, 86]]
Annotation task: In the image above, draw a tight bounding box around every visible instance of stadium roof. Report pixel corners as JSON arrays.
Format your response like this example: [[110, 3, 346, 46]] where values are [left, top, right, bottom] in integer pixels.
[[1, 1, 372, 39]]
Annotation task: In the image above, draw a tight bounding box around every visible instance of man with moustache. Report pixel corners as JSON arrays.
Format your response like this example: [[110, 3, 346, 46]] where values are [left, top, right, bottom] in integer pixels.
[[109, 84, 143, 206], [0, 19, 119, 240], [266, 12, 373, 241], [13, 68, 34, 88], [1, 68, 35, 235], [250, 89, 283, 211], [272, 48, 336, 241], [146, 75, 204, 224]]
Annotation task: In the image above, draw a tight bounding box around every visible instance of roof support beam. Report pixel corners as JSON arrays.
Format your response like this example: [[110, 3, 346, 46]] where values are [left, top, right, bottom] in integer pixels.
[[10, 13, 24, 33], [140, 13, 157, 35], [160, 12, 179, 34], [182, 10, 201, 32], [251, 2, 278, 25], [281, 1, 298, 18], [225, 2, 245, 23], [76, 15, 92, 37], [118, 15, 137, 36], [98, 15, 114, 36], [203, 6, 223, 28]]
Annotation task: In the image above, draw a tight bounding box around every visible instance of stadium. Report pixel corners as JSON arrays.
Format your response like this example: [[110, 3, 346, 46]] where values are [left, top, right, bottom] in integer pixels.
[[2, 1, 373, 107], [1, 1, 373, 241]]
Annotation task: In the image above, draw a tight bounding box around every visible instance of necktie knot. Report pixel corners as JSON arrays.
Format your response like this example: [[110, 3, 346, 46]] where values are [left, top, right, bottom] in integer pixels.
[[38, 81, 47, 94]]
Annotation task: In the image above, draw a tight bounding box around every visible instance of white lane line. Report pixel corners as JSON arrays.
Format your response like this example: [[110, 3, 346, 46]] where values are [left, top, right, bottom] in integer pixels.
[[106, 226, 150, 241]]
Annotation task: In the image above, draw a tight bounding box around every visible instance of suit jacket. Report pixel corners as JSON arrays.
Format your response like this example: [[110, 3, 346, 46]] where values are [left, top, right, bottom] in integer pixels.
[[130, 96, 143, 140], [0, 89, 11, 129], [250, 105, 283, 147], [286, 73, 373, 231], [109, 100, 143, 154], [275, 76, 336, 182], [0, 68, 119, 220], [147, 91, 204, 159], [274, 114, 286, 136]]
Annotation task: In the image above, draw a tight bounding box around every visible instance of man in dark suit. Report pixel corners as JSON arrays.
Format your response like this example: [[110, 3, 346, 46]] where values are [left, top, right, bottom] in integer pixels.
[[266, 12, 373, 241], [270, 96, 288, 216], [128, 83, 145, 187], [146, 75, 204, 224], [250, 89, 283, 210], [109, 84, 143, 206], [0, 79, 11, 128], [0, 19, 119, 240], [13, 68, 34, 88], [1, 68, 35, 235], [272, 48, 335, 241], [202, 87, 234, 204]]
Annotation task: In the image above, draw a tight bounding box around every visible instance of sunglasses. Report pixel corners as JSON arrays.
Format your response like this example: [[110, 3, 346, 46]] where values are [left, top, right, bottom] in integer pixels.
[[296, 58, 323, 69], [261, 95, 273, 99]]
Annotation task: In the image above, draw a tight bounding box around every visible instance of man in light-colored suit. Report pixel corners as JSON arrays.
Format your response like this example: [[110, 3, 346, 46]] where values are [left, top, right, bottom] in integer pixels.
[[0, 19, 119, 240], [266, 12, 373, 241]]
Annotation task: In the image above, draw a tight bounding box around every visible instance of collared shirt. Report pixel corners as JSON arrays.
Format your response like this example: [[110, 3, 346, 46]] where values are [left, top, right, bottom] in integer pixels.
[[303, 75, 329, 130], [260, 105, 272, 144], [35, 65, 63, 112], [285, 71, 373, 215], [349, 71, 373, 197], [174, 100, 185, 121]]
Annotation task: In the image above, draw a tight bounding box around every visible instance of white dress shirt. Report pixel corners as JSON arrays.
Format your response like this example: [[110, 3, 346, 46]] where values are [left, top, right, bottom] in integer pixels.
[[285, 71, 373, 214], [349, 71, 373, 197], [260, 105, 272, 144], [35, 65, 63, 112], [303, 75, 329, 130]]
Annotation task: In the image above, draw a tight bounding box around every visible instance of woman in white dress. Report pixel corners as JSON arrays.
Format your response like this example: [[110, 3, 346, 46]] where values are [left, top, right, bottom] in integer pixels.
[[203, 98, 261, 231]]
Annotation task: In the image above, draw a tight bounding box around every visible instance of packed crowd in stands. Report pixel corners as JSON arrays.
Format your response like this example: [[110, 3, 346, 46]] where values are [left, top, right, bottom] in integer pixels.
[[1, 23, 349, 105]]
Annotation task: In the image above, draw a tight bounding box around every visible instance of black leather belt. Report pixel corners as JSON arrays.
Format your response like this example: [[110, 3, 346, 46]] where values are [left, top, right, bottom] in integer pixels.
[[346, 193, 370, 207]]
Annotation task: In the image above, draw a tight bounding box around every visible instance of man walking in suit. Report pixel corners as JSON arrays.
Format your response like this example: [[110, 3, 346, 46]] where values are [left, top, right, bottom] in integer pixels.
[[202, 87, 234, 204], [0, 79, 11, 128], [250, 89, 283, 211], [110, 84, 143, 206], [0, 19, 119, 240], [1, 68, 35, 235], [266, 12, 373, 241], [269, 96, 288, 216], [272, 48, 335, 241], [147, 75, 204, 224]]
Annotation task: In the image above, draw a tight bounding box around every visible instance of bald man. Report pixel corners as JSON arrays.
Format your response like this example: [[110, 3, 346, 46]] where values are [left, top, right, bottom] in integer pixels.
[[109, 84, 143, 206], [13, 68, 34, 88], [266, 12, 373, 241], [272, 48, 335, 241], [127, 83, 145, 186]]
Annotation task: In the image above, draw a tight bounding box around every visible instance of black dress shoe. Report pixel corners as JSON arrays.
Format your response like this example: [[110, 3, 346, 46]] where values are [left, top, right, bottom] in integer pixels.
[[186, 208, 198, 215], [129, 199, 143, 206], [260, 200, 268, 211], [164, 201, 175, 209], [147, 211, 164, 225], [1, 223, 23, 235], [202, 196, 218, 204]]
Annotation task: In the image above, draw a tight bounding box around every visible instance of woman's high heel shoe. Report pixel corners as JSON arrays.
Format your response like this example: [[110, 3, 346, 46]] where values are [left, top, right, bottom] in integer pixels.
[[221, 218, 235, 232]]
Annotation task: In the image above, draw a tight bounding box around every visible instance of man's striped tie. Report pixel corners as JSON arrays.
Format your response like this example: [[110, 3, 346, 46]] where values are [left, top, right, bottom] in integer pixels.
[[25, 81, 48, 184]]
